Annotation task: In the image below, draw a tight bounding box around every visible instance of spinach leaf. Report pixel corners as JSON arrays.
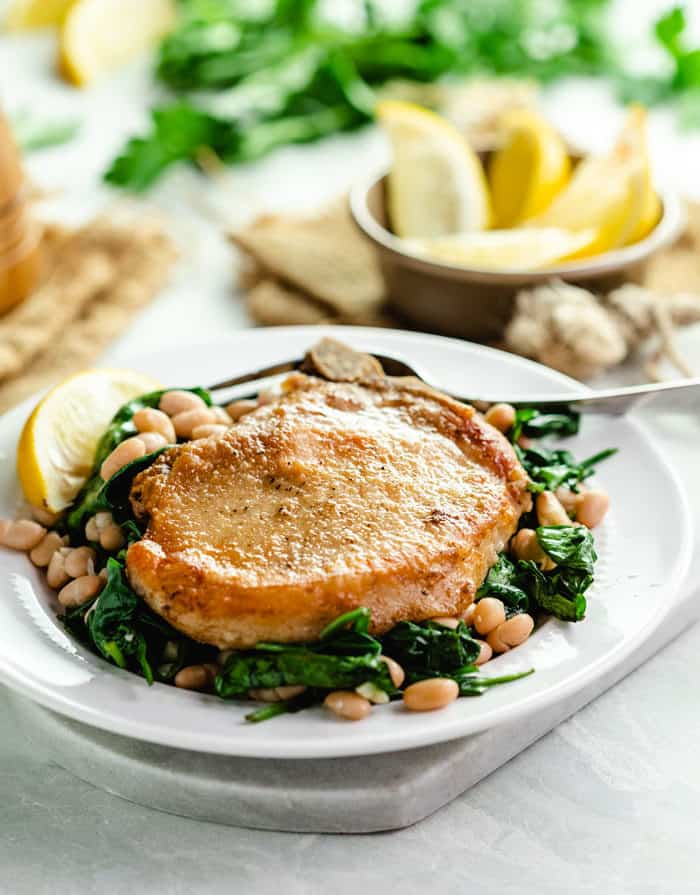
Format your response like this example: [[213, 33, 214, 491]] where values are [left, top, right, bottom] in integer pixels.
[[515, 443, 617, 494], [511, 407, 580, 442], [66, 387, 211, 539], [86, 558, 154, 682], [536, 525, 597, 574], [476, 553, 531, 612], [381, 620, 481, 676], [518, 561, 588, 622]]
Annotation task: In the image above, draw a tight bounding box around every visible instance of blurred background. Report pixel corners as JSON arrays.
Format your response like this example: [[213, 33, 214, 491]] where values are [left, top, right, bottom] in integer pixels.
[[1, 0, 700, 385]]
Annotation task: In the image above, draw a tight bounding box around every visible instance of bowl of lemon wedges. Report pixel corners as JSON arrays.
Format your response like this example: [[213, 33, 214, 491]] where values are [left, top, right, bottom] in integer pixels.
[[351, 102, 682, 341]]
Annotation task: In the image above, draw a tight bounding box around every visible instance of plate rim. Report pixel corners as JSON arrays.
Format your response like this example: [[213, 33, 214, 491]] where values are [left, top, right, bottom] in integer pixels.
[[0, 325, 693, 758]]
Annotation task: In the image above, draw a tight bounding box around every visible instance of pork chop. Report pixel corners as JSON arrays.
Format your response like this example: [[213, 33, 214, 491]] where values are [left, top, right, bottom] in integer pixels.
[[126, 374, 531, 648]]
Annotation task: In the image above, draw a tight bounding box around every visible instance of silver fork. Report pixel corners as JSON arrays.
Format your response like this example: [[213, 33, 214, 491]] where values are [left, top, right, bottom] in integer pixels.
[[208, 353, 700, 416]]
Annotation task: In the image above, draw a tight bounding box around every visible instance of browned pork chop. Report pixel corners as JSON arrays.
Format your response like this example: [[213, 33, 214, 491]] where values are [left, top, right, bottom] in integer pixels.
[[126, 374, 531, 648]]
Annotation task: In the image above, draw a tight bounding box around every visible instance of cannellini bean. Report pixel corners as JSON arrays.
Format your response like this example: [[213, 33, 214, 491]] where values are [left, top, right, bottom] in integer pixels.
[[174, 665, 213, 691], [536, 491, 571, 527], [430, 616, 460, 629], [510, 528, 555, 570], [555, 487, 583, 516], [100, 523, 125, 552], [211, 406, 232, 425], [31, 506, 61, 527], [403, 678, 459, 712], [323, 690, 371, 721], [159, 390, 206, 416], [132, 407, 176, 443], [64, 546, 96, 578], [463, 603, 476, 627], [226, 399, 258, 421], [380, 655, 405, 688], [577, 489, 610, 529], [248, 685, 307, 702], [473, 597, 506, 635], [29, 531, 68, 568], [100, 437, 146, 481], [487, 614, 535, 654], [475, 640, 493, 666], [191, 423, 228, 440], [171, 408, 217, 439], [85, 516, 100, 542], [257, 389, 277, 406], [47, 547, 71, 589], [58, 574, 103, 608], [29, 530, 65, 568], [2, 519, 46, 551], [136, 431, 168, 453], [484, 403, 516, 433]]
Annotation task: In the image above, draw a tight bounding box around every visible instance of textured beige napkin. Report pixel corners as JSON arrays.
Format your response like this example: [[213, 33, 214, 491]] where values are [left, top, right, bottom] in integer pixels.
[[0, 214, 177, 411]]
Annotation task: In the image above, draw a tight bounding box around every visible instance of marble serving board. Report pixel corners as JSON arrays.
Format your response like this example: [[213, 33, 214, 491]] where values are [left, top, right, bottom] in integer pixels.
[[9, 574, 698, 835]]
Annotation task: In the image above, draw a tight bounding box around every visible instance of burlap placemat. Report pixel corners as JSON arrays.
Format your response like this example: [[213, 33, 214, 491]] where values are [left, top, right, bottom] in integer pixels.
[[0, 212, 177, 411], [231, 199, 700, 380]]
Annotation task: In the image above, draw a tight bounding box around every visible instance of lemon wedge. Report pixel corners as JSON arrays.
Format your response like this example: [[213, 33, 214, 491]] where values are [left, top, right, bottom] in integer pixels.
[[5, 0, 75, 28], [18, 368, 160, 513], [376, 99, 491, 238], [405, 227, 598, 271], [532, 108, 651, 257], [620, 106, 661, 244], [488, 108, 571, 227], [59, 0, 176, 87]]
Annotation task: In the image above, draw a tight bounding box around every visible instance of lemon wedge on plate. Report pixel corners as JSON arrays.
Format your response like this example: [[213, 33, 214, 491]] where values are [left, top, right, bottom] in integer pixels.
[[59, 0, 176, 86], [18, 368, 160, 513], [532, 107, 651, 257], [620, 106, 662, 244], [5, 0, 75, 28], [376, 99, 491, 238], [405, 227, 598, 271], [488, 108, 571, 227]]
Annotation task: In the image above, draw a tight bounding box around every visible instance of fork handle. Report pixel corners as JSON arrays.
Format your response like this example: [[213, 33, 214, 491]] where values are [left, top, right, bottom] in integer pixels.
[[468, 378, 700, 415]]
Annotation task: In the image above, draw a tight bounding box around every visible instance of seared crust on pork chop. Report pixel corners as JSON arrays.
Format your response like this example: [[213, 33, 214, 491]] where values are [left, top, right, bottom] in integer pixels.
[[126, 375, 531, 648]]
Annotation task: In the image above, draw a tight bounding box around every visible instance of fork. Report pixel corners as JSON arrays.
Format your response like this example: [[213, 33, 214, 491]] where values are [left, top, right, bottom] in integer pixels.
[[208, 353, 700, 416]]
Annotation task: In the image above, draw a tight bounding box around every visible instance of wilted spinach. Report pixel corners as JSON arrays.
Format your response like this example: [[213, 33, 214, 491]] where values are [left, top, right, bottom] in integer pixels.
[[478, 526, 597, 623]]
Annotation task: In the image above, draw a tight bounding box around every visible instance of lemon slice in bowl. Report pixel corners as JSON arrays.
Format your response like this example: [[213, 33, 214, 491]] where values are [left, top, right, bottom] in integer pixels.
[[532, 107, 651, 256], [5, 0, 75, 29], [18, 368, 161, 513], [488, 108, 571, 227], [376, 100, 491, 238], [619, 106, 662, 244], [59, 0, 175, 87], [405, 227, 598, 271]]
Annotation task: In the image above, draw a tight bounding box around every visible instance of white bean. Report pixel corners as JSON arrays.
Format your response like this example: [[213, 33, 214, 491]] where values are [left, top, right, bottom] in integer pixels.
[[47, 547, 72, 589], [577, 489, 610, 529], [536, 491, 571, 527], [58, 575, 104, 608], [226, 399, 258, 421], [2, 519, 46, 551], [100, 437, 146, 481], [484, 403, 516, 433], [29, 531, 68, 568], [100, 523, 125, 552], [133, 407, 176, 443], [64, 546, 97, 579], [159, 390, 206, 416], [473, 598, 506, 635], [31, 506, 61, 527], [171, 408, 217, 439], [474, 640, 492, 665], [136, 431, 168, 453]]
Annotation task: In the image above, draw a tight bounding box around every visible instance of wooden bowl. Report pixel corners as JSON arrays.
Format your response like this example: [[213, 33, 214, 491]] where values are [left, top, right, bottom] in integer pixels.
[[0, 223, 43, 315], [350, 169, 685, 342]]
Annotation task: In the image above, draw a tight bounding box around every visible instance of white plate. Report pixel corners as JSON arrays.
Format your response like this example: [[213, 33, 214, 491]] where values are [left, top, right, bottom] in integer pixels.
[[0, 326, 692, 758]]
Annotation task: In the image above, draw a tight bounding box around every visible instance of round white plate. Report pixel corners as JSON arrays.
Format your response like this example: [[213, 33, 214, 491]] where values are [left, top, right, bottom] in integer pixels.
[[0, 326, 692, 758]]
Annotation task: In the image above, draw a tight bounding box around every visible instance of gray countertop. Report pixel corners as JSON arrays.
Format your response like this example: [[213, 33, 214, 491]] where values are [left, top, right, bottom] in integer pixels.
[[4, 624, 700, 895], [3, 8, 700, 891]]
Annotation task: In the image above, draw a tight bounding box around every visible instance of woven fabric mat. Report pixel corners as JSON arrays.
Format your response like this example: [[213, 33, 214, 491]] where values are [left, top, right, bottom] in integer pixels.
[[0, 213, 177, 412], [231, 198, 700, 374]]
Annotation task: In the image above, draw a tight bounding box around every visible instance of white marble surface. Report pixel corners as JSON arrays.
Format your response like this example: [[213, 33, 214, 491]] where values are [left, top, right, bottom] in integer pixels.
[[2, 4, 700, 891]]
